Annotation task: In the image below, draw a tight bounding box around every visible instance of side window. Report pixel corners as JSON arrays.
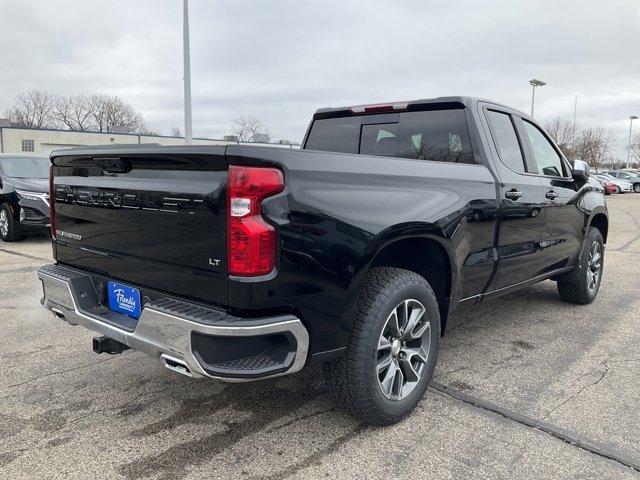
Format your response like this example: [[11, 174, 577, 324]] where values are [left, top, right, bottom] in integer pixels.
[[305, 117, 360, 153], [486, 110, 526, 173], [522, 121, 564, 177]]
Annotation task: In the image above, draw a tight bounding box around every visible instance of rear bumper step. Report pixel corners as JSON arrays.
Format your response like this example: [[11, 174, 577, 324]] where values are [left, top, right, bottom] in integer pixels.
[[38, 264, 309, 382]]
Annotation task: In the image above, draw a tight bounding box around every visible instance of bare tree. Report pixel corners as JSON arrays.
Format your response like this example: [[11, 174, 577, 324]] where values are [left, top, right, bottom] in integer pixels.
[[170, 126, 183, 137], [88, 94, 145, 133], [545, 117, 577, 160], [231, 116, 271, 142], [3, 90, 56, 128], [53, 94, 95, 131], [573, 127, 616, 172], [139, 127, 160, 136]]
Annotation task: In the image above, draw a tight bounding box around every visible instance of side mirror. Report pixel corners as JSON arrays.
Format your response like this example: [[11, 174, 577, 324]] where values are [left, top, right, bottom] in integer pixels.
[[572, 159, 590, 182]]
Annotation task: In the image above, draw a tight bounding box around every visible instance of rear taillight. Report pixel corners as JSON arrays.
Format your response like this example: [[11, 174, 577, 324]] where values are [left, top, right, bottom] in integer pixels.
[[227, 165, 284, 276], [49, 164, 56, 239]]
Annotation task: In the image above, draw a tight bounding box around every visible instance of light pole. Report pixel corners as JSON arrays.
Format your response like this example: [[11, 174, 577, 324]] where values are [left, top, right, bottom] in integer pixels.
[[183, 0, 193, 145], [627, 115, 638, 169], [529, 79, 546, 117]]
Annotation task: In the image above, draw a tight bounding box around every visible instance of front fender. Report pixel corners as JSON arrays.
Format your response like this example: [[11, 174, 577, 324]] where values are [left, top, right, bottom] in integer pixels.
[[585, 205, 608, 241]]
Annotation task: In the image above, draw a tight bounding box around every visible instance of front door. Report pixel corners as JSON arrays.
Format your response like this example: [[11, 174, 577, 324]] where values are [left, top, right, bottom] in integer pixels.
[[519, 119, 583, 271], [483, 109, 549, 289]]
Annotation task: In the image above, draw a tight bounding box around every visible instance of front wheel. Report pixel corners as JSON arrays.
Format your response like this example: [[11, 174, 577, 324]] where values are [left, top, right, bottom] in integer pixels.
[[557, 227, 604, 304], [0, 204, 21, 242], [323, 267, 440, 426], [634, 183, 640, 193]]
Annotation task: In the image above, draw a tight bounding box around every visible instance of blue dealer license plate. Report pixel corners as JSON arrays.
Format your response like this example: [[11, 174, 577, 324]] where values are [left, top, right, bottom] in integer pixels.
[[107, 281, 142, 319]]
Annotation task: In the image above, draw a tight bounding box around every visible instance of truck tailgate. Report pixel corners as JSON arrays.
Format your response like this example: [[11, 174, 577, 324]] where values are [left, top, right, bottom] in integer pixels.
[[51, 146, 228, 306]]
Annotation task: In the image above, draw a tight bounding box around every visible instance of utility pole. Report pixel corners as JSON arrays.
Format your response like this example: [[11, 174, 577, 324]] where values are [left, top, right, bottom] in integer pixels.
[[627, 115, 638, 169], [529, 79, 546, 117], [572, 94, 577, 130], [183, 0, 193, 145]]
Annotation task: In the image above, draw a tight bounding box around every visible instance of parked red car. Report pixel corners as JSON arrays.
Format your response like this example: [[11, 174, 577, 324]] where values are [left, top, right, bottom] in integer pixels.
[[598, 179, 617, 195], [602, 180, 617, 195]]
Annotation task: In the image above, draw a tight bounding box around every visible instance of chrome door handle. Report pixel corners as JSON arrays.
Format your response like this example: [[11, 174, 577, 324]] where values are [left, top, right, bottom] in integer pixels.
[[505, 189, 523, 200], [545, 190, 559, 200]]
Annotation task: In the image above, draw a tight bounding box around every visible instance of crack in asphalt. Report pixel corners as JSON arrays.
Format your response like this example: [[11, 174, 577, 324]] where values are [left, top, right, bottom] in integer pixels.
[[608, 231, 640, 252], [248, 423, 364, 480], [0, 378, 211, 466], [541, 364, 610, 421], [606, 206, 640, 252], [2, 355, 121, 391], [1, 265, 40, 274], [0, 247, 49, 262], [430, 381, 640, 473], [608, 206, 640, 230]]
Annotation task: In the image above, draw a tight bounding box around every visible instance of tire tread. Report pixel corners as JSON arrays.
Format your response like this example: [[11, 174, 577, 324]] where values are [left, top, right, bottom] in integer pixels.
[[324, 267, 439, 425]]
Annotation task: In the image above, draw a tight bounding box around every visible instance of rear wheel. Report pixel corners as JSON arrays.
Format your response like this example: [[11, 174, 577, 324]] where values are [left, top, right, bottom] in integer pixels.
[[323, 267, 440, 426], [557, 227, 604, 304], [634, 183, 640, 193], [0, 204, 20, 242], [614, 185, 621, 194]]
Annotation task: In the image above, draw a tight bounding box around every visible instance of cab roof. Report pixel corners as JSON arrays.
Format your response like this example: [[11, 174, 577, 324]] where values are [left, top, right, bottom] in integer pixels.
[[313, 96, 525, 119]]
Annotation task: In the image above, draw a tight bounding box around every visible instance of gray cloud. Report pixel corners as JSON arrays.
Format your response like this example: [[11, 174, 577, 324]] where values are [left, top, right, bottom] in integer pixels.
[[1, 0, 639, 156]]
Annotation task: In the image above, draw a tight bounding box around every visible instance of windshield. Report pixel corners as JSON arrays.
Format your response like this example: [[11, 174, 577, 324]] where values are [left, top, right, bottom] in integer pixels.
[[0, 156, 50, 178]]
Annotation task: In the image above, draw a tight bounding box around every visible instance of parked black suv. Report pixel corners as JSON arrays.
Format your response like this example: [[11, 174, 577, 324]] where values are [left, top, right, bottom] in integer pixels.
[[39, 97, 607, 425], [0, 154, 51, 242]]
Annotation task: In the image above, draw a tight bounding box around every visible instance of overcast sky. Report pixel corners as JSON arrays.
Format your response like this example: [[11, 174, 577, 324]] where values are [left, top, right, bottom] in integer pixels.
[[1, 0, 639, 156]]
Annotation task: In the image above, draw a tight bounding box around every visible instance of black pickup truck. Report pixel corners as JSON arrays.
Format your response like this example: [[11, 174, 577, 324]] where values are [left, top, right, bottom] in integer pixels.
[[39, 97, 607, 425]]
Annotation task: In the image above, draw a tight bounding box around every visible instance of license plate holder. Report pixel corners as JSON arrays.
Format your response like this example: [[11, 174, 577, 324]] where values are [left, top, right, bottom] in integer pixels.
[[107, 281, 142, 319]]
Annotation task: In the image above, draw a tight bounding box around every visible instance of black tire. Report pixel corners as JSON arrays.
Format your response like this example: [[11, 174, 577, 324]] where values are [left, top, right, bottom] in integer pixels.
[[557, 227, 604, 304], [614, 186, 621, 194], [634, 183, 640, 193], [323, 267, 440, 426], [0, 203, 20, 242]]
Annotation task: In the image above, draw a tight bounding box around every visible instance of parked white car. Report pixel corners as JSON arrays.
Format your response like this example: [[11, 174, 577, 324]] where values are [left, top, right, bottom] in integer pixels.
[[594, 173, 632, 193]]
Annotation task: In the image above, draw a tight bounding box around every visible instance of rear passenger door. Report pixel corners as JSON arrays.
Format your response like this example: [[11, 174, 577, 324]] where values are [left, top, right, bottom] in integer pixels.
[[519, 119, 583, 271], [483, 109, 549, 289]]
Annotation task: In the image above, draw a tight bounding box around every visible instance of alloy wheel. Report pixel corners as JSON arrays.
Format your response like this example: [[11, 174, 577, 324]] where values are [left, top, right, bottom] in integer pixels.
[[376, 299, 431, 401], [587, 241, 602, 293], [0, 210, 8, 237]]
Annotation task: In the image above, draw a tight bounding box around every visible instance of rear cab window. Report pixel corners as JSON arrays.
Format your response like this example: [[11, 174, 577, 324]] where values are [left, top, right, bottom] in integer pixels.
[[304, 107, 474, 164], [485, 110, 526, 173]]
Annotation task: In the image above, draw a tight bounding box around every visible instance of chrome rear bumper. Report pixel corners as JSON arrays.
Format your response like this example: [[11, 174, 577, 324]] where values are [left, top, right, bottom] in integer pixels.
[[38, 264, 309, 382]]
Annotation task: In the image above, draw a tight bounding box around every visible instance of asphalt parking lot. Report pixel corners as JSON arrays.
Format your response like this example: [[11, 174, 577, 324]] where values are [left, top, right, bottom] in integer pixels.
[[1, 194, 639, 480]]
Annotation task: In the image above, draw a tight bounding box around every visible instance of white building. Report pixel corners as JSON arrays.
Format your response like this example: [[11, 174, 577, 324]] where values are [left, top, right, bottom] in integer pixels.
[[0, 126, 296, 155]]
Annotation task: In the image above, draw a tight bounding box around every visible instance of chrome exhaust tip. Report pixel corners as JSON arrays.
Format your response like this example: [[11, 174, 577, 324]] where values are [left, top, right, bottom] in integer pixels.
[[161, 354, 193, 378]]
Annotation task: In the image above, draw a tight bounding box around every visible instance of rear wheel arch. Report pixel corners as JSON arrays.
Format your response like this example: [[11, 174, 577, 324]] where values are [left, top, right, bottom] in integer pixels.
[[366, 236, 454, 334]]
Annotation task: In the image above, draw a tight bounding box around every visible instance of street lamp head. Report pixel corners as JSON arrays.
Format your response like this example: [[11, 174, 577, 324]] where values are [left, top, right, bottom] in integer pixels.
[[630, 115, 639, 120], [529, 79, 547, 87]]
